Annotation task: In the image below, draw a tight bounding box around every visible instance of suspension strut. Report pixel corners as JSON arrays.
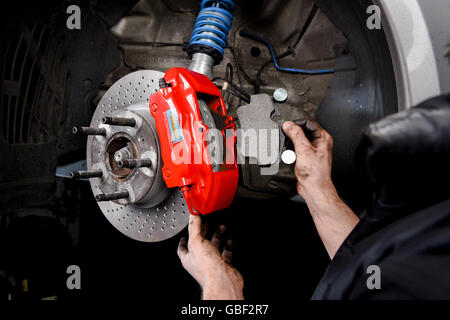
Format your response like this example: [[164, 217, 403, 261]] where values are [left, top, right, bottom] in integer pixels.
[[187, 0, 235, 78]]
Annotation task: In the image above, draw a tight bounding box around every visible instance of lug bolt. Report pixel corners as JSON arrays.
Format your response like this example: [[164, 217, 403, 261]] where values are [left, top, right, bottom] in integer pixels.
[[101, 116, 136, 127], [117, 158, 152, 169], [72, 126, 106, 136], [70, 170, 103, 179], [95, 190, 129, 202]]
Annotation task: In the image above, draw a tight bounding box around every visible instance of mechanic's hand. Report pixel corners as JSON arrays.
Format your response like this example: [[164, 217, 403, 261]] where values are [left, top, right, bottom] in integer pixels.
[[177, 214, 244, 300], [282, 119, 334, 201], [282, 119, 360, 258]]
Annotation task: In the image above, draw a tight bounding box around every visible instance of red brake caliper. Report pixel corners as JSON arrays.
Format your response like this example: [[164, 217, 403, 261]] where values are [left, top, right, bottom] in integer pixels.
[[149, 67, 239, 215]]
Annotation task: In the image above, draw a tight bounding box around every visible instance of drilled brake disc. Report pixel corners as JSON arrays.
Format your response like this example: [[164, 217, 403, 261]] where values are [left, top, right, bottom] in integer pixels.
[[86, 70, 189, 242]]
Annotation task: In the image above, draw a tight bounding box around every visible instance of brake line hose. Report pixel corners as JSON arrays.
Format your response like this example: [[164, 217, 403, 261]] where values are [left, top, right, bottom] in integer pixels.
[[240, 29, 335, 75]]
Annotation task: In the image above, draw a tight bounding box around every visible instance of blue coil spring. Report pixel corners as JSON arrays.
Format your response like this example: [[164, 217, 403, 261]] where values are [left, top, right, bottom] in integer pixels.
[[189, 0, 235, 57]]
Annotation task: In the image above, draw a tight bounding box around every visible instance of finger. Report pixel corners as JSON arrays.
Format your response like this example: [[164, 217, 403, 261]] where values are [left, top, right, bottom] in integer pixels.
[[177, 236, 188, 259], [188, 214, 203, 243], [304, 119, 322, 140], [282, 121, 312, 152], [305, 119, 332, 150], [211, 225, 226, 249], [222, 239, 233, 264], [201, 219, 208, 238], [294, 119, 321, 141]]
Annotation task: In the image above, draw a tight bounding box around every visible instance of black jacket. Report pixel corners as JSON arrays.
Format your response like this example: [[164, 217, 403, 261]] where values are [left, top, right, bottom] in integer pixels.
[[312, 94, 450, 300]]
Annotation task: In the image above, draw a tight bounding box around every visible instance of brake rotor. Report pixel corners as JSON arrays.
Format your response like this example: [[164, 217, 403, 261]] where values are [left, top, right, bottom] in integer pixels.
[[86, 70, 189, 242]]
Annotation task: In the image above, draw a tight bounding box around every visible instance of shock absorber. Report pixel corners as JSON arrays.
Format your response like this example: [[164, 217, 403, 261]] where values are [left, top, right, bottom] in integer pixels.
[[187, 0, 235, 78]]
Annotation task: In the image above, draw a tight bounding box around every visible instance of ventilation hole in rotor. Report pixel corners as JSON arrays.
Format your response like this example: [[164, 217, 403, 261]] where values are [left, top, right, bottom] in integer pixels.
[[181, 203, 185, 207], [172, 202, 175, 206], [164, 206, 167, 210], [138, 229, 141, 233], [171, 225, 175, 229], [172, 217, 176, 221], [148, 233, 152, 237], [172, 210, 176, 214], [162, 220, 166, 224], [161, 227, 165, 231], [151, 227, 155, 231], [156, 208, 160, 212], [182, 211, 186, 215], [153, 221, 157, 225], [163, 213, 167, 217]]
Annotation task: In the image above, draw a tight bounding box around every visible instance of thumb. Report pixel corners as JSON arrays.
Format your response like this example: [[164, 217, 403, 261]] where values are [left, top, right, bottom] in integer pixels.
[[282, 121, 312, 152]]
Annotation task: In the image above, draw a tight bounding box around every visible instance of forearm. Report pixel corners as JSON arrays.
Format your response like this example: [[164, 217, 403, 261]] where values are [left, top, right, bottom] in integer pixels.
[[201, 266, 244, 300], [302, 184, 360, 259]]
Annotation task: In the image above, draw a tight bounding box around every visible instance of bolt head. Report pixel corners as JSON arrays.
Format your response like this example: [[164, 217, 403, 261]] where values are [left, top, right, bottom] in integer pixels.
[[151, 104, 158, 112], [273, 88, 288, 103], [164, 168, 172, 178]]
